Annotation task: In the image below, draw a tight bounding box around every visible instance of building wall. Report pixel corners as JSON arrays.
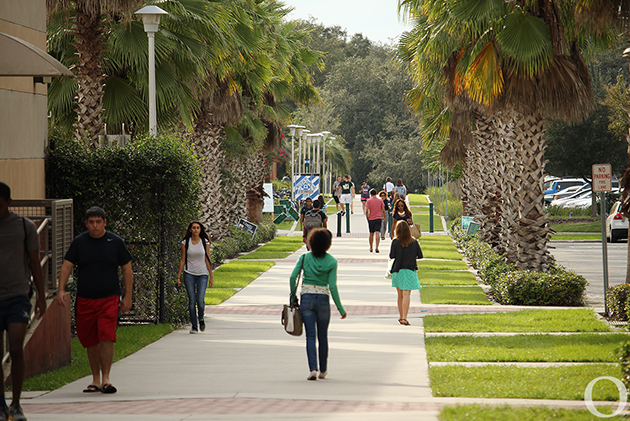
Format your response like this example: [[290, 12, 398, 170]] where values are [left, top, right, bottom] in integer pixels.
[[0, 0, 49, 199]]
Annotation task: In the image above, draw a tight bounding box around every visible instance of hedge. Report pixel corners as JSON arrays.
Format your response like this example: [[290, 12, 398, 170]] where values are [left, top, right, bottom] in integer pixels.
[[450, 218, 587, 306]]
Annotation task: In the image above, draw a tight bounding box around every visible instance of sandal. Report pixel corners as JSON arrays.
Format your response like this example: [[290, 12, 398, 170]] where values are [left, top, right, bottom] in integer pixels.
[[101, 383, 117, 394], [83, 384, 101, 393], [400, 319, 410, 325]]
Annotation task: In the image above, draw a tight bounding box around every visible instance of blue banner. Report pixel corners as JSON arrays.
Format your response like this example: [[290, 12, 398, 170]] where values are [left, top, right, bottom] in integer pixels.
[[293, 175, 320, 201]]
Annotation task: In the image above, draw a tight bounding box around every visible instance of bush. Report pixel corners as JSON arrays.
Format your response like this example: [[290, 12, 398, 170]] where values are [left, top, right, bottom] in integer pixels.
[[607, 284, 630, 321], [209, 221, 276, 265], [493, 269, 587, 306], [618, 341, 630, 391]]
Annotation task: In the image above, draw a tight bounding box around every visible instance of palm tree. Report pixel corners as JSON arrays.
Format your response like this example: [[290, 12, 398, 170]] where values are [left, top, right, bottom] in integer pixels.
[[47, 0, 143, 146], [399, 0, 596, 271]]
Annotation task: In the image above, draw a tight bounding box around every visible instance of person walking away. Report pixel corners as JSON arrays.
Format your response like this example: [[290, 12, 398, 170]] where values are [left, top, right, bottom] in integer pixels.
[[299, 197, 314, 231], [0, 182, 46, 421], [303, 199, 328, 247], [317, 194, 327, 212], [383, 177, 395, 199], [56, 206, 133, 395], [390, 199, 413, 240], [177, 221, 214, 334], [365, 189, 385, 253], [290, 228, 347, 380], [379, 190, 392, 240], [339, 175, 354, 215], [332, 176, 342, 213], [360, 181, 370, 214], [389, 222, 423, 325], [394, 179, 407, 202]]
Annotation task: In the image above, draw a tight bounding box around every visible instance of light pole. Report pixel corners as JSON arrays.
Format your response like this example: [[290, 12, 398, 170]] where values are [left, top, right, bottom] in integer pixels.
[[135, 5, 168, 136], [299, 129, 310, 174], [321, 131, 331, 193], [286, 125, 304, 200], [326, 135, 335, 195]]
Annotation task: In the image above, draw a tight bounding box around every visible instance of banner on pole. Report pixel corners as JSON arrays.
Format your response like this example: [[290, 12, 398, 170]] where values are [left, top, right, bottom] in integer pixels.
[[293, 174, 320, 201]]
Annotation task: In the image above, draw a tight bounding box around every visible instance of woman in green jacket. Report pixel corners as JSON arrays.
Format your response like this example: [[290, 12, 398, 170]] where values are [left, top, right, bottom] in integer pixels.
[[290, 228, 347, 381]]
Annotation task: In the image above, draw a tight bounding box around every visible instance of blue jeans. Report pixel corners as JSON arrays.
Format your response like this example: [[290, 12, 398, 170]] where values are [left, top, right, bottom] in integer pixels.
[[300, 293, 331, 372], [183, 273, 208, 329]]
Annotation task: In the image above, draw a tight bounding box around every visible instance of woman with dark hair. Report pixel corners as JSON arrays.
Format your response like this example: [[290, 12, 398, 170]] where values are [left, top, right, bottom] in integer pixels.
[[290, 228, 347, 381], [389, 222, 422, 325], [177, 221, 213, 334], [390, 199, 413, 240]]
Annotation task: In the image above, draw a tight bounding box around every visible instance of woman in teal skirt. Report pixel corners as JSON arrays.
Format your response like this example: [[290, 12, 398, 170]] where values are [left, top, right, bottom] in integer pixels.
[[389, 221, 423, 325]]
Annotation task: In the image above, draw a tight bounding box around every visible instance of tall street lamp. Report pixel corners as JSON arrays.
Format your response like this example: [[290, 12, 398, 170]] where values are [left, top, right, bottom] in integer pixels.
[[135, 5, 168, 136], [321, 131, 331, 193], [299, 129, 310, 174], [286, 124, 304, 200]]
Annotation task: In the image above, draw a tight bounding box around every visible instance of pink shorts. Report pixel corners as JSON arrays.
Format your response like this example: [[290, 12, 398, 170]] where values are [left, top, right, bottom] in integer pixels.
[[76, 295, 119, 348]]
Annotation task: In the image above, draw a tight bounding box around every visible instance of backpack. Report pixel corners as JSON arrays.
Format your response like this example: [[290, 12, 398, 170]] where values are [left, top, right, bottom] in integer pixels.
[[184, 236, 211, 269], [303, 209, 323, 231]]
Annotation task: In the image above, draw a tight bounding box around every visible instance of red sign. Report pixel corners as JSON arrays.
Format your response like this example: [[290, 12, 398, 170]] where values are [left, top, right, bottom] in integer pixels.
[[592, 164, 612, 192]]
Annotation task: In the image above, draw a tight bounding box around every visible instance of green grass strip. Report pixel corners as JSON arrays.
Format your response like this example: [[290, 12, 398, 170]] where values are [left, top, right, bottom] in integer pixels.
[[413, 213, 443, 232], [430, 365, 621, 400], [426, 333, 630, 362], [22, 324, 174, 391], [419, 270, 478, 285], [418, 237, 461, 260], [550, 233, 603, 241], [417, 259, 468, 271], [408, 194, 429, 206], [552, 221, 601, 233], [440, 404, 626, 420], [207, 260, 275, 305], [420, 286, 491, 305], [274, 220, 295, 231], [424, 309, 611, 333], [239, 236, 304, 259]]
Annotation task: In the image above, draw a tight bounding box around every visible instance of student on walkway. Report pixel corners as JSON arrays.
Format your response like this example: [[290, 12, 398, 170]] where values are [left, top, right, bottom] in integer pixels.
[[383, 177, 395, 199], [290, 228, 347, 381], [339, 175, 354, 215], [379, 190, 392, 240], [57, 206, 133, 395], [390, 199, 413, 240], [299, 197, 314, 231], [177, 221, 214, 334], [389, 222, 422, 326], [302, 199, 328, 247], [359, 181, 370, 214], [332, 176, 342, 212], [0, 182, 46, 421], [394, 179, 407, 201], [365, 189, 385, 253]]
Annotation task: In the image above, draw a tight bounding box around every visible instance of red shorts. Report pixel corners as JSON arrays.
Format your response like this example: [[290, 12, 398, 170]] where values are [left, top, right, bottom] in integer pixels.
[[76, 295, 119, 348]]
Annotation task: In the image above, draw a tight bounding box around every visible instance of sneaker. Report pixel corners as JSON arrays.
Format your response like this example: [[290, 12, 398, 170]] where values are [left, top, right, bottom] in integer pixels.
[[189, 328, 198, 334], [318, 371, 327, 379], [9, 403, 26, 421], [199, 320, 206, 332], [0, 406, 8, 421], [307, 370, 318, 381]]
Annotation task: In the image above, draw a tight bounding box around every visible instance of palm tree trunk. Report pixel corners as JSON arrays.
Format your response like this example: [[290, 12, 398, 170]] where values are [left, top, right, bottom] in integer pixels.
[[72, 3, 105, 147], [190, 123, 228, 240], [245, 151, 267, 224], [507, 107, 552, 271]]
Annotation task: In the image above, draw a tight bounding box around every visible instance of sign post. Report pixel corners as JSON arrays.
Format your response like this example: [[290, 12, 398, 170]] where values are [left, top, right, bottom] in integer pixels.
[[593, 164, 612, 315]]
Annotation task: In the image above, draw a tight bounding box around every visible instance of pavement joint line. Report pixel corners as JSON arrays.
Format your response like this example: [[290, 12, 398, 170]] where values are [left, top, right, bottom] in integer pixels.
[[429, 362, 618, 367], [425, 331, 620, 336]]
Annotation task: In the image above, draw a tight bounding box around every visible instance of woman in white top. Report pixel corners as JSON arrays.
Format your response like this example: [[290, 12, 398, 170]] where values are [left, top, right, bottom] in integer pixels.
[[177, 221, 213, 333]]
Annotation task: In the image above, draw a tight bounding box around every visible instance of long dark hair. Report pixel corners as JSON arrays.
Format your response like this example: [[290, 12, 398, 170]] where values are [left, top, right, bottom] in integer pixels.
[[393, 199, 411, 217], [308, 228, 332, 258], [396, 221, 414, 248], [182, 221, 211, 243]]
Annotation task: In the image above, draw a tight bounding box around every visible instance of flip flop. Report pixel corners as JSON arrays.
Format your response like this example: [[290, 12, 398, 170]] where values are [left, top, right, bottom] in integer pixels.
[[83, 384, 101, 393], [101, 383, 117, 394]]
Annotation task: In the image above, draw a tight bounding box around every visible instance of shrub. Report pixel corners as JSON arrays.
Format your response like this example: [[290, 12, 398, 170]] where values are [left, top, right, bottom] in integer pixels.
[[209, 222, 276, 266], [618, 341, 630, 391], [607, 284, 630, 321], [493, 269, 587, 306]]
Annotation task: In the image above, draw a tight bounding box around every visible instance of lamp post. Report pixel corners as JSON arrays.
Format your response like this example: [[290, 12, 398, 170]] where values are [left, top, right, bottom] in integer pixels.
[[321, 131, 331, 193], [299, 129, 310, 174], [135, 5, 168, 136], [286, 124, 304, 200]]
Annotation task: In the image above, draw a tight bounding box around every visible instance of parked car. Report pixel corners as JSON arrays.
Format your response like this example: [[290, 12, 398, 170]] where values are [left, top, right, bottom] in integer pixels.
[[562, 191, 594, 209], [544, 178, 587, 203], [606, 201, 629, 243], [546, 185, 585, 206]]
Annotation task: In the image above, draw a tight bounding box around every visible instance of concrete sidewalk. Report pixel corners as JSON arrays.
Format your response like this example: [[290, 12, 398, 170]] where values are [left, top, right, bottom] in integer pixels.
[[17, 197, 609, 420]]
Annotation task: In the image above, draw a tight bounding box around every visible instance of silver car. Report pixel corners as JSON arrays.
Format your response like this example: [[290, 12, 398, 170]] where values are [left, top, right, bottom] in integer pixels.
[[606, 201, 629, 243]]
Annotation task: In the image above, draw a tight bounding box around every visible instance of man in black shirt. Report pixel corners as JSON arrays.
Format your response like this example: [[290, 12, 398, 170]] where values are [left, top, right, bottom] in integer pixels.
[[56, 207, 132, 394]]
